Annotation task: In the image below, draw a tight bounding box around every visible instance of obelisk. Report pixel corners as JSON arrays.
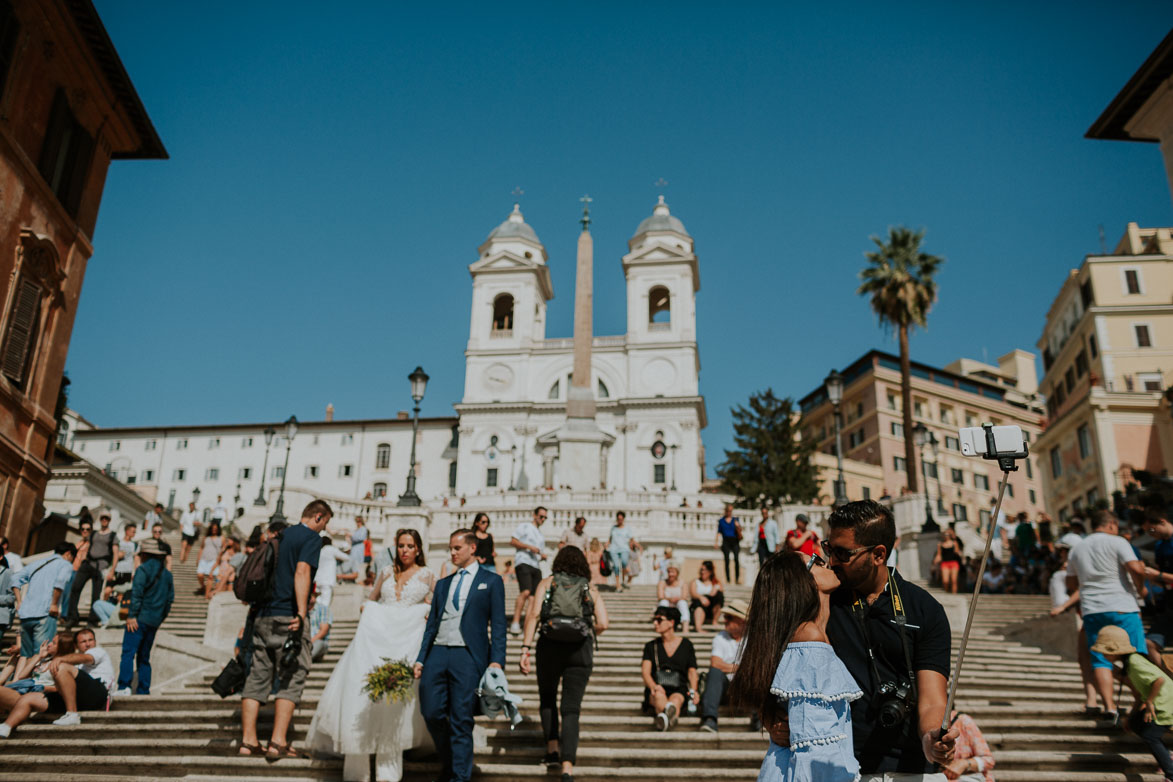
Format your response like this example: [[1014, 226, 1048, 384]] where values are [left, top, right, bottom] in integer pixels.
[[555, 195, 606, 489]]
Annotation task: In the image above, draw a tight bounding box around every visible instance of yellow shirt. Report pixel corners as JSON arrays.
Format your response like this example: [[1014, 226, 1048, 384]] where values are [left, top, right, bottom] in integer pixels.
[[1126, 654, 1173, 726]]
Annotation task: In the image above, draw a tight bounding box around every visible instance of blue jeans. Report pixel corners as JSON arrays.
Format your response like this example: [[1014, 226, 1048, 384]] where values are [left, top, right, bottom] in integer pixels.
[[1084, 610, 1146, 669], [118, 622, 159, 693], [19, 615, 56, 658]]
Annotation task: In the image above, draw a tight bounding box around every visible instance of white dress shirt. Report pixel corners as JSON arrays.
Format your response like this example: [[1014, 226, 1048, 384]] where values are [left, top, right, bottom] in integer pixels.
[[436, 561, 480, 647]]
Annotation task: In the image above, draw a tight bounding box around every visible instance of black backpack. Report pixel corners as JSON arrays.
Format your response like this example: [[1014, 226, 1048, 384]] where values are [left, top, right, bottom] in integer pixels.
[[234, 533, 281, 605], [538, 572, 595, 644]]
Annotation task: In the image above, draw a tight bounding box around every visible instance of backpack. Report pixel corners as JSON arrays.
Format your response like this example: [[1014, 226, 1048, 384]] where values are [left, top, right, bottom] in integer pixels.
[[234, 533, 281, 604], [538, 572, 594, 644]]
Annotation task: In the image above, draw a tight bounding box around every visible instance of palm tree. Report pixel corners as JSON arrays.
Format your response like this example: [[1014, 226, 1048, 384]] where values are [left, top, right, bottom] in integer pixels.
[[858, 226, 944, 494]]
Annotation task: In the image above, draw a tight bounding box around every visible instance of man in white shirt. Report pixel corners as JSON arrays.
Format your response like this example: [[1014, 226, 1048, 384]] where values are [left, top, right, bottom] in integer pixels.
[[313, 534, 349, 608], [211, 495, 229, 523], [989, 500, 1016, 563], [1067, 510, 1149, 726], [509, 506, 547, 635], [48, 627, 114, 726], [1058, 520, 1087, 551], [699, 599, 749, 733], [178, 502, 201, 563]]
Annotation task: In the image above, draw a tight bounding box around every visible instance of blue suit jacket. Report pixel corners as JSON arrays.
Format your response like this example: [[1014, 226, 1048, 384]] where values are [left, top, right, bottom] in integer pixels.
[[416, 566, 507, 675]]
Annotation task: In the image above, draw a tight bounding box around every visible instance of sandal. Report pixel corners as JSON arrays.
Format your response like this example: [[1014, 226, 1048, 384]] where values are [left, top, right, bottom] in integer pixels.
[[265, 742, 303, 761], [237, 743, 264, 756]]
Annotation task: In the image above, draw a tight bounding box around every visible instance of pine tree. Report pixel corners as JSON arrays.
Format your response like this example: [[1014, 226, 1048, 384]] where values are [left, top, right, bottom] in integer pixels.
[[717, 389, 820, 506]]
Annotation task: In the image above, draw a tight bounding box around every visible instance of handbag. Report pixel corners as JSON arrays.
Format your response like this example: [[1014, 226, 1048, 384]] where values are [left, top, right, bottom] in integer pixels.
[[653, 641, 687, 690], [210, 656, 247, 698]]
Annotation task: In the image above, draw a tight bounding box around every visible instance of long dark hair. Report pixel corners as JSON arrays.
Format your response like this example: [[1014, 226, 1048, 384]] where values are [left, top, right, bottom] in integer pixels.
[[551, 545, 590, 579], [205, 520, 222, 539], [393, 528, 426, 574], [729, 551, 819, 724]]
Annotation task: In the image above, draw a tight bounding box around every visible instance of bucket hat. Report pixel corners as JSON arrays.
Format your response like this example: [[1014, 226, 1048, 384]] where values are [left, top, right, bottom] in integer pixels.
[[1090, 625, 1136, 656]]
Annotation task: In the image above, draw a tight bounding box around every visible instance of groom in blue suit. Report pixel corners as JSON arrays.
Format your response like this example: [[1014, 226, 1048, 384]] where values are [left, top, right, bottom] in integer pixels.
[[414, 528, 506, 782]]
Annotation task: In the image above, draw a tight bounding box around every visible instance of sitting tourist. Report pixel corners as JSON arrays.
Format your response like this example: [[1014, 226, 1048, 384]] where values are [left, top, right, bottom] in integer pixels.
[[205, 542, 238, 599], [0, 629, 108, 735], [308, 590, 332, 663], [944, 711, 995, 781], [689, 560, 725, 632], [641, 606, 698, 731], [698, 599, 751, 733], [657, 562, 690, 625]]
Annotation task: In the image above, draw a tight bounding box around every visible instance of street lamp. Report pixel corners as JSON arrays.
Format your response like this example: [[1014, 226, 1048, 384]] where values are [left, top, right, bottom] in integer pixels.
[[254, 426, 276, 506], [270, 415, 298, 523], [508, 444, 517, 491], [824, 369, 848, 507], [913, 422, 939, 533], [929, 430, 944, 515], [670, 443, 678, 491], [398, 366, 429, 507], [192, 486, 201, 506]]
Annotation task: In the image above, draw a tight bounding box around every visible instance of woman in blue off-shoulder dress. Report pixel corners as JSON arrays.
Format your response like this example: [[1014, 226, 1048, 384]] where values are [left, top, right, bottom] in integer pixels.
[[730, 550, 861, 782]]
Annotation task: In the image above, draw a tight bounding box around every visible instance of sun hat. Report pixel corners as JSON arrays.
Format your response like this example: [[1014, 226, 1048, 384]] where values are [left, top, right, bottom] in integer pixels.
[[721, 598, 749, 620], [1090, 625, 1136, 656]]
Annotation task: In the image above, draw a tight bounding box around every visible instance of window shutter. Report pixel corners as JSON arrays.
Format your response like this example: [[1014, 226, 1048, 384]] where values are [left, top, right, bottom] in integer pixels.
[[2, 277, 42, 386]]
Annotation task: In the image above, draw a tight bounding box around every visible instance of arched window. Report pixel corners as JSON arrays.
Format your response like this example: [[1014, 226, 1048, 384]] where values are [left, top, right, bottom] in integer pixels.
[[597, 379, 609, 398], [3, 232, 62, 390], [373, 482, 387, 498], [548, 379, 560, 399], [492, 294, 514, 335], [375, 442, 390, 469], [648, 285, 670, 327]]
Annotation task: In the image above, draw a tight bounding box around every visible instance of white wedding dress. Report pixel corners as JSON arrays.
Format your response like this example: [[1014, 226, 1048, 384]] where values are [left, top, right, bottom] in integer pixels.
[[307, 566, 434, 782]]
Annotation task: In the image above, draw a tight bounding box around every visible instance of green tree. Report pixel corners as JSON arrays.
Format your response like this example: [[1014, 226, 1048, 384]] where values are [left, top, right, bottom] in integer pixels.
[[717, 389, 819, 506], [857, 226, 944, 493]]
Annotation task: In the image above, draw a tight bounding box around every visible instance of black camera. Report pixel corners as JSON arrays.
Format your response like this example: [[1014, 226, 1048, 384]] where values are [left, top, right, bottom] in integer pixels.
[[875, 681, 914, 728], [277, 630, 302, 687]]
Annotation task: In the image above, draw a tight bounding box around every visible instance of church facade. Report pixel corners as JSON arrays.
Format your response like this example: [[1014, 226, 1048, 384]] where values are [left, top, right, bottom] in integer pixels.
[[455, 197, 707, 497]]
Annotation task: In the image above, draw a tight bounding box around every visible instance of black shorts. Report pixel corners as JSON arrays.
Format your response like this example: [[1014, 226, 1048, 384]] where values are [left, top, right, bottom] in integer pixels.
[[516, 563, 542, 594], [107, 572, 132, 587], [45, 669, 108, 712], [182, 533, 198, 544]]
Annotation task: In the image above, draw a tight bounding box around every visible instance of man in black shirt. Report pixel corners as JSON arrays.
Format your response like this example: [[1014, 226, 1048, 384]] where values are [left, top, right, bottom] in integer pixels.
[[771, 500, 958, 776]]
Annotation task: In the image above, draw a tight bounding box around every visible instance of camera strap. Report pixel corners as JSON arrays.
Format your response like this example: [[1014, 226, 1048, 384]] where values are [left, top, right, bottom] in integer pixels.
[[852, 570, 918, 701]]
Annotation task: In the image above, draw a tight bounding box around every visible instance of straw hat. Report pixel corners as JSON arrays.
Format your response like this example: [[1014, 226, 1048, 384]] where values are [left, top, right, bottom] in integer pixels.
[[1090, 625, 1136, 656], [721, 598, 750, 620]]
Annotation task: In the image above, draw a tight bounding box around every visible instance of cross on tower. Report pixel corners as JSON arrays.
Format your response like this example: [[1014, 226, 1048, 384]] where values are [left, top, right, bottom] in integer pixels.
[[511, 186, 524, 201], [654, 177, 668, 192], [579, 194, 592, 230]]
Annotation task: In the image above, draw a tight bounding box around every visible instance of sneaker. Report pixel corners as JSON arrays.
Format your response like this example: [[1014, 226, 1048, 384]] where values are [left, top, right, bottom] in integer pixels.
[[541, 751, 560, 769], [0, 723, 10, 738], [113, 687, 133, 697], [665, 702, 679, 728], [655, 711, 669, 731], [1096, 711, 1121, 730], [699, 718, 718, 733], [52, 712, 81, 727], [509, 622, 522, 636]]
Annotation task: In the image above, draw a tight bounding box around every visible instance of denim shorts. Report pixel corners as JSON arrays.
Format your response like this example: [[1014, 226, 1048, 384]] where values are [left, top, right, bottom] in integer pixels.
[[1084, 610, 1146, 669], [19, 615, 57, 658], [609, 548, 631, 570]]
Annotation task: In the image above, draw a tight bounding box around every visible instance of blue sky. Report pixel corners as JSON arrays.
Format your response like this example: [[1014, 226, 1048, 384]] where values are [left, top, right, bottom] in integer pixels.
[[77, 1, 1173, 474]]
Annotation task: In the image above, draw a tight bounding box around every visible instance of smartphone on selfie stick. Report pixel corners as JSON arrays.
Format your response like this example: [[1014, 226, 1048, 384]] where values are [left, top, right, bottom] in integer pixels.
[[941, 424, 1029, 734]]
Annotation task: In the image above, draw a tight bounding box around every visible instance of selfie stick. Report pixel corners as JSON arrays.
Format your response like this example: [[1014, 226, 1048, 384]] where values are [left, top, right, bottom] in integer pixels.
[[940, 426, 1027, 733]]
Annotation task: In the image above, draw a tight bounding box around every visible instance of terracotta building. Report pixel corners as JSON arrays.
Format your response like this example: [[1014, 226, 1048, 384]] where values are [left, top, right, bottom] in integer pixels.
[[0, 0, 165, 550], [1032, 224, 1173, 522], [799, 350, 1047, 528]]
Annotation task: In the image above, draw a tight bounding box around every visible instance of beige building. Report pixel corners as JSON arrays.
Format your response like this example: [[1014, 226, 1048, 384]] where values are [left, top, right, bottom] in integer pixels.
[[1033, 224, 1173, 521], [1087, 30, 1173, 206], [799, 349, 1047, 527]]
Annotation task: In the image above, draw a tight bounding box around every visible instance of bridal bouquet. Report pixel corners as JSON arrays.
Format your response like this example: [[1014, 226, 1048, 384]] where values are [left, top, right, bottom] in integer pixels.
[[363, 658, 416, 704]]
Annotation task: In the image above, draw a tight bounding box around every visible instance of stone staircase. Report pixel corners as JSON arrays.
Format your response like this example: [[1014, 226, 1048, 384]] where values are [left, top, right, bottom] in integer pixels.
[[3, 564, 1172, 781]]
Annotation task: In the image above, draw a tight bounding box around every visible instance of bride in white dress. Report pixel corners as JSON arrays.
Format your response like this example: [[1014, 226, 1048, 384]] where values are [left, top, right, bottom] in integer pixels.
[[307, 528, 435, 782]]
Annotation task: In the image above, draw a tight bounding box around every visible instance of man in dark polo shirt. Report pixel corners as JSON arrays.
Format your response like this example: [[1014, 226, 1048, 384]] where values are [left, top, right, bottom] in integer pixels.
[[771, 500, 959, 778]]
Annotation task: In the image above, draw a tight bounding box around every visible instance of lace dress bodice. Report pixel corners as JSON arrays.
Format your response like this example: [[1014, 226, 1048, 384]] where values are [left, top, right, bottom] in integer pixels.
[[377, 567, 434, 607]]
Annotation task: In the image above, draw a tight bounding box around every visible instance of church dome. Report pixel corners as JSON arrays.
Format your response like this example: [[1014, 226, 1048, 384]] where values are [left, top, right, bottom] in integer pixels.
[[632, 195, 690, 238], [487, 203, 542, 245]]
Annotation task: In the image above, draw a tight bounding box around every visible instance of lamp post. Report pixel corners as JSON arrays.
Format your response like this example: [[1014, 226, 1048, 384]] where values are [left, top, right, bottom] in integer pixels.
[[824, 370, 848, 507], [929, 431, 944, 515], [398, 366, 429, 507], [913, 423, 939, 533], [192, 486, 201, 507], [670, 444, 678, 491], [270, 416, 298, 523], [254, 426, 276, 506]]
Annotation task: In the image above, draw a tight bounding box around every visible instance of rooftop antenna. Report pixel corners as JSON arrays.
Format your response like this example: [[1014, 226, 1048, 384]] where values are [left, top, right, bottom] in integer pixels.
[[1098, 224, 1107, 254]]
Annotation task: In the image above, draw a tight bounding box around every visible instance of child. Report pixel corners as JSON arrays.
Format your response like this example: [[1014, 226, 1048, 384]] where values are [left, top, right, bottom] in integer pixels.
[[730, 551, 861, 782], [1091, 625, 1173, 781]]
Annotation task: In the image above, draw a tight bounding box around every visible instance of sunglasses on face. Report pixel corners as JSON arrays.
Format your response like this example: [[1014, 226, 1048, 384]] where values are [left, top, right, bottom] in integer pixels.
[[652, 616, 670, 624], [820, 540, 879, 563], [807, 552, 827, 571]]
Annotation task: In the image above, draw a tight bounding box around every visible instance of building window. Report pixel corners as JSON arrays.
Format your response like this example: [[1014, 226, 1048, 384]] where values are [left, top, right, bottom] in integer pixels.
[[548, 379, 560, 399], [1080, 278, 1094, 307], [913, 399, 926, 419], [142, 469, 155, 482], [491, 294, 514, 335], [887, 392, 897, 410], [448, 461, 458, 489], [1050, 447, 1061, 478], [209, 438, 220, 449], [952, 504, 969, 522], [145, 439, 157, 451], [893, 456, 906, 472], [944, 435, 960, 451], [1025, 458, 1033, 479], [242, 437, 253, 447], [0, 274, 43, 389], [305, 465, 319, 479], [939, 405, 954, 425], [205, 468, 219, 480], [486, 468, 498, 487], [1135, 324, 1152, 348], [1140, 373, 1163, 392], [1077, 425, 1091, 459], [597, 379, 610, 398], [862, 487, 871, 500], [951, 468, 964, 485], [339, 464, 353, 478], [653, 464, 666, 484], [964, 412, 977, 427], [890, 422, 904, 438], [0, 2, 18, 103], [37, 89, 94, 217], [848, 428, 865, 448], [177, 439, 188, 450], [1088, 334, 1097, 358], [979, 509, 991, 528], [238, 467, 252, 480], [1065, 367, 1075, 393], [272, 466, 284, 479], [974, 473, 990, 491], [1123, 268, 1142, 295], [375, 443, 391, 469], [312, 434, 319, 446], [372, 481, 387, 498], [109, 441, 120, 452], [1006, 483, 1014, 497], [1087, 487, 1100, 506], [1029, 489, 1036, 504], [173, 469, 186, 481], [924, 462, 938, 479], [1075, 350, 1088, 377], [648, 285, 671, 326], [341, 433, 354, 446]]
